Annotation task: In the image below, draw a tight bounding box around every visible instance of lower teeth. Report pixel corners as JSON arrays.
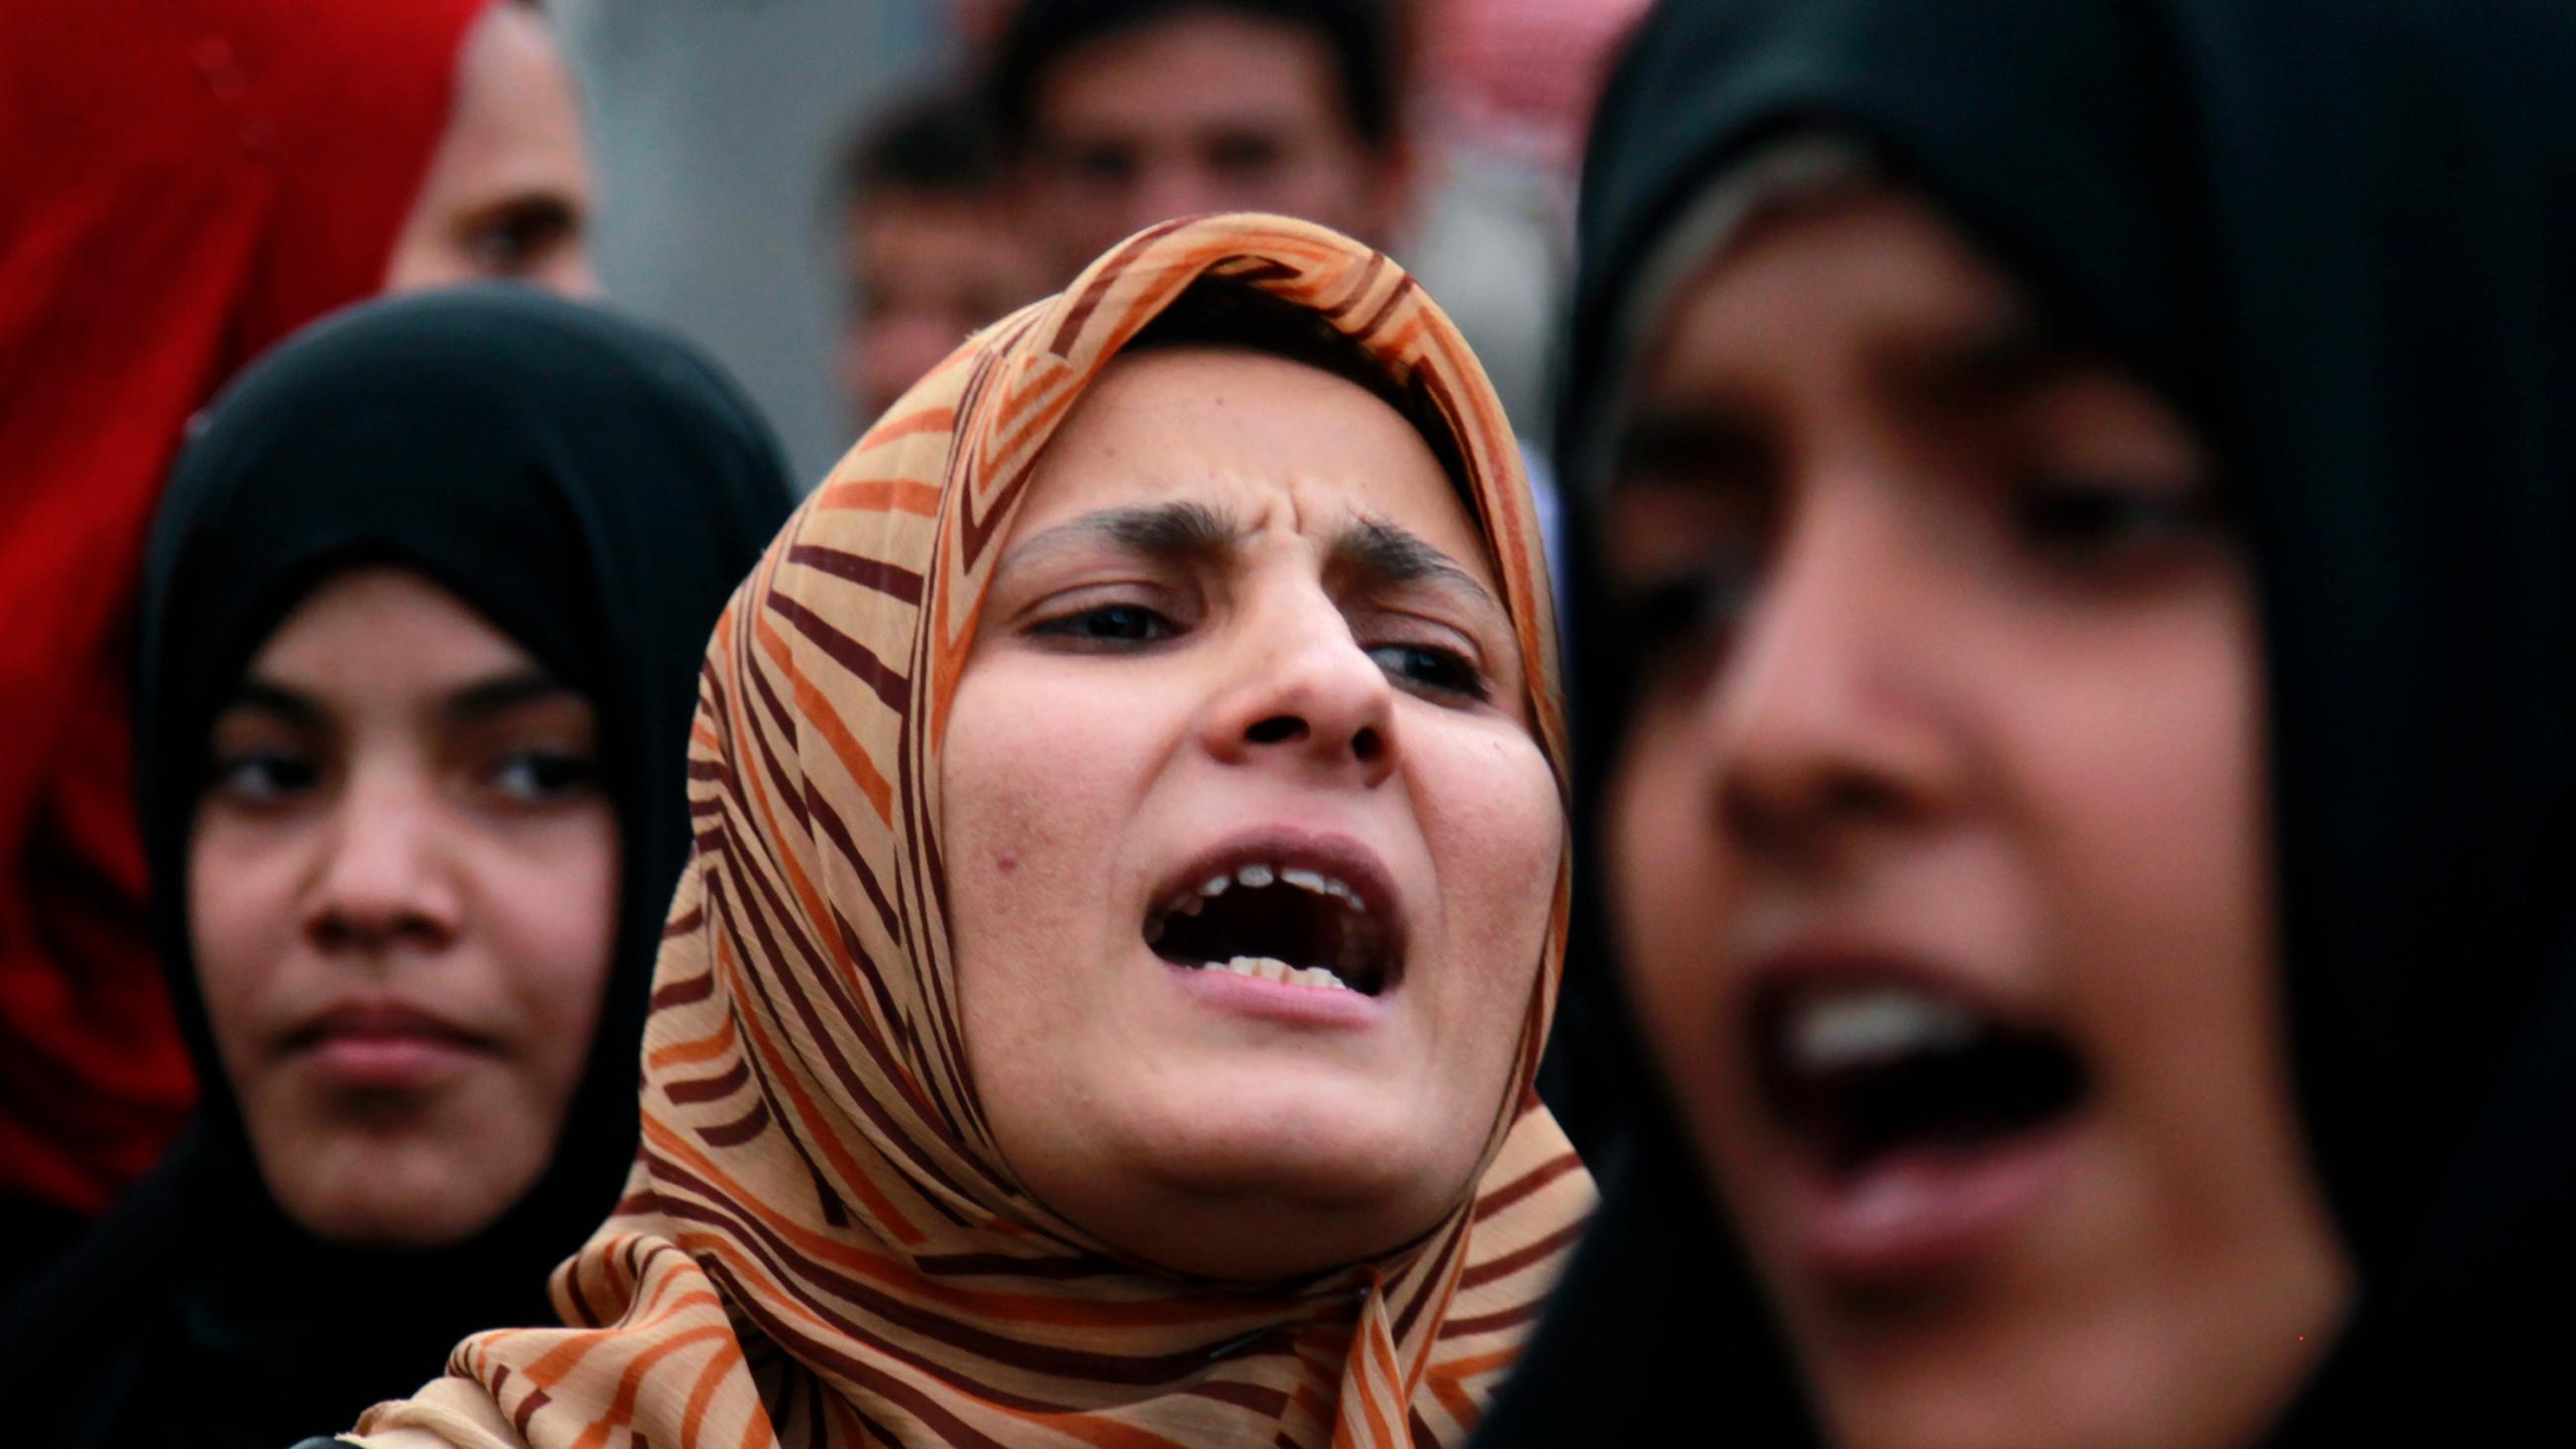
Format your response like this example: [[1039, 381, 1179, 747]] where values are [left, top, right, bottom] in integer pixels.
[[1198, 954, 1352, 992]]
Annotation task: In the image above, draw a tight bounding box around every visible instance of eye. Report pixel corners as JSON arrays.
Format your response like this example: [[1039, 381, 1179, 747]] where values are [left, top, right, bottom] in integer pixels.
[[1066, 145, 1136, 187], [206, 749, 321, 806], [1605, 568, 1756, 701], [1366, 642, 1488, 703], [1029, 603, 1178, 646], [463, 196, 579, 279], [2012, 475, 2227, 569], [486, 748, 599, 805], [1206, 133, 1284, 178]]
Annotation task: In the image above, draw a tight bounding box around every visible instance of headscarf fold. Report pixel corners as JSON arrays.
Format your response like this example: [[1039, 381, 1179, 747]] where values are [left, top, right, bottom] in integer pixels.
[[359, 213, 1592, 1449], [0, 0, 495, 1226], [0, 286, 796, 1449], [1483, 0, 2576, 1440]]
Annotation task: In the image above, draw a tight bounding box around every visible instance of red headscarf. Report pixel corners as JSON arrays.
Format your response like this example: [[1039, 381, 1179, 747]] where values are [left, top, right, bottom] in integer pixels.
[[0, 0, 493, 1216]]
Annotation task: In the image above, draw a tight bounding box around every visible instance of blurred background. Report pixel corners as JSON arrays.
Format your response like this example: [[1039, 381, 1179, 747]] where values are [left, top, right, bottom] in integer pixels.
[[552, 0, 1651, 485]]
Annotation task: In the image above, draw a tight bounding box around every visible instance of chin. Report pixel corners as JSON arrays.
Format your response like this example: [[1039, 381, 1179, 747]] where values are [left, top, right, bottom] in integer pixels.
[[1084, 1092, 1470, 1281], [268, 1143, 520, 1249], [1805, 1286, 2288, 1449], [1825, 1365, 2170, 1449], [1161, 1067, 1444, 1186]]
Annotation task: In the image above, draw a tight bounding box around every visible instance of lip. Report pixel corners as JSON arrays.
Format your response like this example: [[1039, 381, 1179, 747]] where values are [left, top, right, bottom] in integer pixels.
[[1739, 945, 2087, 1290], [1144, 824, 1408, 1010], [1781, 1119, 2085, 1290], [1166, 956, 1389, 1028], [279, 1000, 495, 1092]]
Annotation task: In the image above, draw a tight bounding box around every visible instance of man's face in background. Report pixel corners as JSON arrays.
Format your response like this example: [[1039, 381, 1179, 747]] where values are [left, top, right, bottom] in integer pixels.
[[841, 186, 1040, 423], [1018, 8, 1408, 281]]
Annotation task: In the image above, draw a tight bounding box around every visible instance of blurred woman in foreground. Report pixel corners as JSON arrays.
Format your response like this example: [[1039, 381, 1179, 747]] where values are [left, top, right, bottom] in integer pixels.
[[1482, 0, 2576, 1442], [0, 0, 596, 1280], [349, 214, 1590, 1449], [0, 289, 791, 1449]]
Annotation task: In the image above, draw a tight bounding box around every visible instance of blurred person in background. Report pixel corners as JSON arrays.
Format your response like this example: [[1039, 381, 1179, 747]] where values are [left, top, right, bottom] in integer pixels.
[[832, 89, 1043, 427], [0, 289, 792, 1449], [1479, 0, 2576, 1443], [989, 0, 1412, 286], [346, 215, 1587, 1449], [0, 0, 595, 1298]]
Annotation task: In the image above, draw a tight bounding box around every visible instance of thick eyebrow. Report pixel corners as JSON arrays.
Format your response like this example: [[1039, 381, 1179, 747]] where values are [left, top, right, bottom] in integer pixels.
[[1892, 310, 2083, 411], [1609, 403, 1770, 489], [221, 679, 325, 729], [1329, 516, 1498, 613], [445, 670, 578, 723], [999, 500, 1243, 574]]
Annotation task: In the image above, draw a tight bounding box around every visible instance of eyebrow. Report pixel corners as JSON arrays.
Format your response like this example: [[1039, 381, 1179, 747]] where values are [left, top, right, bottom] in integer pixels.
[[1328, 516, 1498, 612], [222, 679, 325, 729], [445, 670, 576, 722], [1001, 502, 1498, 610], [1610, 404, 1769, 488], [1892, 310, 2083, 411], [1000, 501, 1243, 574], [1607, 312, 2090, 490], [218, 670, 573, 726]]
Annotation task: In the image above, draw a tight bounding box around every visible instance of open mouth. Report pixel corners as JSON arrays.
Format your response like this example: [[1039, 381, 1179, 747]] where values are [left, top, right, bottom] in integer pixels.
[[1144, 849, 1399, 997], [1752, 976, 2091, 1179]]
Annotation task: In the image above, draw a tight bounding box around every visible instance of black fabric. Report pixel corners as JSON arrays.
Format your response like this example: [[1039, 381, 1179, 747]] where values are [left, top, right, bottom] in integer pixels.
[[1487, 0, 2576, 1441], [0, 286, 795, 1449]]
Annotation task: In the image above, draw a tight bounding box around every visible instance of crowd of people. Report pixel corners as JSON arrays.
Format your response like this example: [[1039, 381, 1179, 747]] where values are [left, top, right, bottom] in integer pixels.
[[4, 0, 2573, 1445]]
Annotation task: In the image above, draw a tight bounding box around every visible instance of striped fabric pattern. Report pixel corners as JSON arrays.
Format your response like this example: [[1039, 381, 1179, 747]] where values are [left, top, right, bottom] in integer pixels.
[[354, 214, 1592, 1449]]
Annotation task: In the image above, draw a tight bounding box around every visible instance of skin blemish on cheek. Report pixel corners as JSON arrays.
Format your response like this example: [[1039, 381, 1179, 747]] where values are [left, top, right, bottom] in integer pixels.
[[996, 848, 1020, 874]]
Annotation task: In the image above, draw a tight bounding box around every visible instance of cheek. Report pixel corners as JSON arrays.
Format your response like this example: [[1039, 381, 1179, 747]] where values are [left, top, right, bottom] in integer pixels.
[[942, 662, 1166, 1042], [1415, 723, 1565, 1056], [1604, 708, 1735, 1131], [1999, 601, 2293, 1191], [2013, 607, 2270, 1024], [481, 804, 623, 1096], [187, 818, 308, 1087]]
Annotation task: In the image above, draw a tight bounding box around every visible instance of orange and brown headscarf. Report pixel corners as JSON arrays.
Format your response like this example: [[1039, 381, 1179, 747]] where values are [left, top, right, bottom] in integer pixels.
[[353, 214, 1592, 1449]]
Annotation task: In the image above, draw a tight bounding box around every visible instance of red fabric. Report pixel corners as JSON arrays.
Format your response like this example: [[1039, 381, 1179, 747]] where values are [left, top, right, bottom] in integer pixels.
[[0, 0, 491, 1214]]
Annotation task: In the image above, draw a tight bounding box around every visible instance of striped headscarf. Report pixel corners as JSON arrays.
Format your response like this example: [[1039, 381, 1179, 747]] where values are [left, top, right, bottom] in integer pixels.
[[352, 214, 1592, 1449]]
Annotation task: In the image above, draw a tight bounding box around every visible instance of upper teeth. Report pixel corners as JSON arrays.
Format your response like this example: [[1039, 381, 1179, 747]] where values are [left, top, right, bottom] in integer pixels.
[[1175, 862, 1365, 914], [1786, 988, 1979, 1072]]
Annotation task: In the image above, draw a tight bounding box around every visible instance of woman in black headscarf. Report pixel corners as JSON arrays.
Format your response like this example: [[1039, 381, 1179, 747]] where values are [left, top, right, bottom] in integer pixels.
[[1483, 0, 2576, 1441], [0, 287, 794, 1448]]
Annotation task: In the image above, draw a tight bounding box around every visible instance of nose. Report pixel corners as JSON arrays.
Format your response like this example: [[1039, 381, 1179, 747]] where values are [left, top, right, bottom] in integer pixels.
[[302, 767, 461, 957], [1199, 586, 1400, 789], [1131, 161, 1221, 235], [1704, 487, 1965, 862]]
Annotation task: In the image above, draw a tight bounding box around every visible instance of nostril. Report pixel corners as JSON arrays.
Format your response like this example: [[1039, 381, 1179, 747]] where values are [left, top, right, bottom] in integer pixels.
[[1245, 716, 1305, 745], [1351, 726, 1384, 763]]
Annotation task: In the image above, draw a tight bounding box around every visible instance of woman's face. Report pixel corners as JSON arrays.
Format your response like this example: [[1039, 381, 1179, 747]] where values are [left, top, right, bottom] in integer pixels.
[[1601, 190, 2348, 1446], [384, 3, 599, 297], [943, 347, 1561, 1281], [191, 568, 619, 1247]]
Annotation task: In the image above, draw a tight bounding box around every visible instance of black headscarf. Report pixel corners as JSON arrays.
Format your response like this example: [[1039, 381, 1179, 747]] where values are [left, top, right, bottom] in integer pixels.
[[1484, 0, 2576, 1439], [0, 286, 795, 1449]]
